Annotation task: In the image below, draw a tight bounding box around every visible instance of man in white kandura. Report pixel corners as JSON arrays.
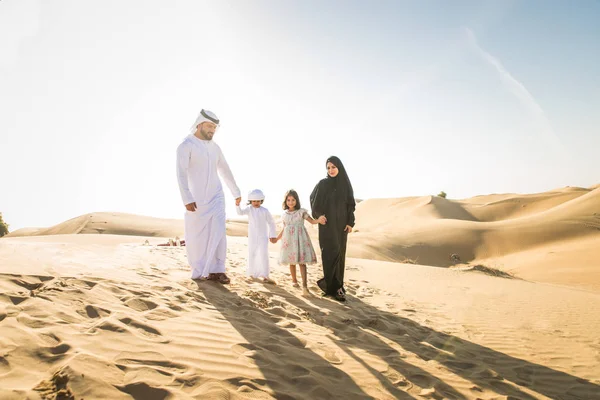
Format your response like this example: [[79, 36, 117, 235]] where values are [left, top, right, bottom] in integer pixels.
[[176, 109, 241, 283]]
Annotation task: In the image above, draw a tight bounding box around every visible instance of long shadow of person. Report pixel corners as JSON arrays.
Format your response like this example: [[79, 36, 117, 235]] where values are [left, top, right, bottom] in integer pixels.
[[194, 280, 409, 400], [264, 285, 470, 399], [265, 284, 600, 400]]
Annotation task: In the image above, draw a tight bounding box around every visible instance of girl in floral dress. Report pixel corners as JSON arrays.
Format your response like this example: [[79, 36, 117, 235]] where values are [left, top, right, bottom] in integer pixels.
[[274, 189, 326, 295]]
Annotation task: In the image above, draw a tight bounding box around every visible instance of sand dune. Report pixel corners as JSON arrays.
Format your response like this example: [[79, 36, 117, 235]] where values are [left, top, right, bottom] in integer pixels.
[[1, 234, 599, 399], [5, 186, 599, 289], [6, 212, 185, 238], [6, 213, 278, 241], [349, 187, 600, 289], [462, 189, 591, 222]]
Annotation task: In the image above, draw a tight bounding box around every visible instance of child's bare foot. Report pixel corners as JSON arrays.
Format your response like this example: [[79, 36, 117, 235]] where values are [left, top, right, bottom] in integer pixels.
[[292, 281, 300, 288], [302, 286, 310, 296]]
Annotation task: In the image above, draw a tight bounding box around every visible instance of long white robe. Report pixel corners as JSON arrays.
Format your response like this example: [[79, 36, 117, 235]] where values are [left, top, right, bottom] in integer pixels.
[[236, 205, 277, 278], [176, 134, 240, 279]]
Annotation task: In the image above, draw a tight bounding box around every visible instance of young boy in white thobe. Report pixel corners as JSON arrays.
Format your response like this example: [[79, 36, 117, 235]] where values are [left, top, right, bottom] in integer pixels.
[[236, 189, 277, 283]]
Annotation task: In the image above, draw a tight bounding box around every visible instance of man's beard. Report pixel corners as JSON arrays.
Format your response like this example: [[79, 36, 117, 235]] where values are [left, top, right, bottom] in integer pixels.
[[200, 128, 214, 140]]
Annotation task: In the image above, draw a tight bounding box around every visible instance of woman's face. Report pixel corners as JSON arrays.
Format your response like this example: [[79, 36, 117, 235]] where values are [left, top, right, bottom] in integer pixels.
[[327, 162, 339, 177]]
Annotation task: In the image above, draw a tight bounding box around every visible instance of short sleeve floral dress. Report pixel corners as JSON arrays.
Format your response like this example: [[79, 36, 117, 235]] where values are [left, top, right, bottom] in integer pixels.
[[278, 208, 318, 265]]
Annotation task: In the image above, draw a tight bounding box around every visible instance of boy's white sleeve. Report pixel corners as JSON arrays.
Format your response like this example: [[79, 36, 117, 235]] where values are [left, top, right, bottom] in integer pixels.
[[236, 205, 249, 216]]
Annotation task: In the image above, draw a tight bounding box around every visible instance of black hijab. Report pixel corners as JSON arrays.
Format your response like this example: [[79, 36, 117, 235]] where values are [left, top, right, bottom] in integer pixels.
[[324, 156, 355, 205], [310, 156, 355, 218]]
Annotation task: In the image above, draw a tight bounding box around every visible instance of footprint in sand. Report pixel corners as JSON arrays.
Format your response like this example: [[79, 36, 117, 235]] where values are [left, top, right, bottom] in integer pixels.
[[193, 382, 239, 398], [16, 313, 46, 329], [323, 349, 342, 364], [9, 278, 46, 291], [150, 266, 168, 275], [92, 320, 128, 334], [0, 356, 10, 374], [33, 341, 72, 363], [118, 317, 165, 341], [77, 304, 111, 319], [166, 302, 185, 312], [68, 279, 98, 290], [37, 332, 61, 346], [355, 286, 377, 298], [7, 293, 29, 306], [115, 352, 189, 374], [382, 368, 411, 388], [116, 382, 172, 399], [276, 320, 296, 329], [231, 343, 260, 357], [124, 298, 159, 312], [47, 343, 72, 355]]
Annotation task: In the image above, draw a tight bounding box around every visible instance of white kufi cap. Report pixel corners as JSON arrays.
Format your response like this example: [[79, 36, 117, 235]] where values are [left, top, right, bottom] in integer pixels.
[[248, 189, 265, 201]]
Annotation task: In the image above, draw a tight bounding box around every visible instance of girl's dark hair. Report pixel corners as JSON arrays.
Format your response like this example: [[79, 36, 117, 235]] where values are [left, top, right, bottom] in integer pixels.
[[247, 200, 264, 205], [282, 189, 301, 210]]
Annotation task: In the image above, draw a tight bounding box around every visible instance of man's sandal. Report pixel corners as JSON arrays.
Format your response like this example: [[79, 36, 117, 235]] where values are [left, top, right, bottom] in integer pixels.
[[217, 273, 231, 284]]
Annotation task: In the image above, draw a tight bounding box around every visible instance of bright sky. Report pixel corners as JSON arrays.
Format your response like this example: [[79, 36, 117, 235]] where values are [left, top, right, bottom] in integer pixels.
[[1, 0, 599, 231]]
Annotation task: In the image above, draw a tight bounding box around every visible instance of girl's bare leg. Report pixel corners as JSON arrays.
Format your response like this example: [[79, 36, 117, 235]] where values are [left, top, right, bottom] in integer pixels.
[[300, 264, 309, 295], [290, 265, 299, 286]]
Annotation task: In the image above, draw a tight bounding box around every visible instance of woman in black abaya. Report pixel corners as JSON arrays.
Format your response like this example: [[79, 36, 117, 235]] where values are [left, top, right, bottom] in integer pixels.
[[310, 156, 356, 302]]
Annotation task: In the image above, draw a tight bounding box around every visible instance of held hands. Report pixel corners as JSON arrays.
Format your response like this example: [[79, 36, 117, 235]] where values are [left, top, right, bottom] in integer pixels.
[[270, 238, 278, 244], [317, 215, 327, 225], [235, 197, 242, 206], [344, 225, 353, 233]]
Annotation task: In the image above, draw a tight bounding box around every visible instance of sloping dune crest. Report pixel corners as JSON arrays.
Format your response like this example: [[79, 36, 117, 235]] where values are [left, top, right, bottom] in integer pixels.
[[7, 213, 186, 238], [349, 186, 600, 289]]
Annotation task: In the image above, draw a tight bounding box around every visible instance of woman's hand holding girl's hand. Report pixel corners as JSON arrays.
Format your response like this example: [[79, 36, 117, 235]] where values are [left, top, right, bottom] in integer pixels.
[[270, 238, 278, 244], [317, 215, 327, 225], [344, 225, 352, 233]]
